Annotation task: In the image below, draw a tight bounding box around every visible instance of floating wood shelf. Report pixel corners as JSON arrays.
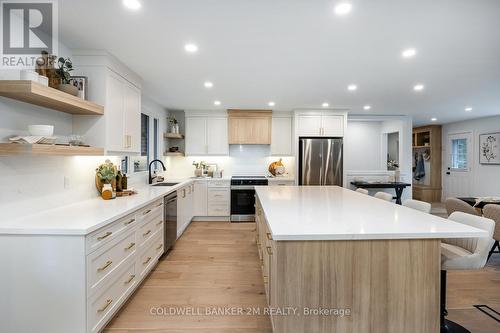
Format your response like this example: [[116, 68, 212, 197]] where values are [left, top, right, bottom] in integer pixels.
[[164, 133, 184, 139], [0, 80, 104, 115], [0, 143, 104, 156], [164, 151, 184, 156]]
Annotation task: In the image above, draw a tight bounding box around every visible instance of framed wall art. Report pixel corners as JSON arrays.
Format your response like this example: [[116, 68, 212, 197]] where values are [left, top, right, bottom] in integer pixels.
[[479, 132, 500, 164]]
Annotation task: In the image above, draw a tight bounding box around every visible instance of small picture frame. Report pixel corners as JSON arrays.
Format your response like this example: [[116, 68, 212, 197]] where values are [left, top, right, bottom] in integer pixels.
[[479, 132, 500, 165], [69, 76, 88, 100]]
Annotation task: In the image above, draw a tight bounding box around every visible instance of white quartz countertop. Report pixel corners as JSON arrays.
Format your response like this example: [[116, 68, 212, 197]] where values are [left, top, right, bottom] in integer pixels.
[[255, 186, 488, 241], [0, 179, 193, 236]]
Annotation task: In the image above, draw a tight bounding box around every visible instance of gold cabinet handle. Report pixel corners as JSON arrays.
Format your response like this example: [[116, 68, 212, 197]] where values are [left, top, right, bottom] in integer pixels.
[[266, 246, 273, 255], [156, 220, 163, 226], [143, 230, 152, 237], [97, 299, 113, 313], [182, 189, 186, 198], [124, 242, 135, 251], [263, 275, 268, 283], [252, 228, 257, 232], [143, 209, 152, 216], [266, 233, 273, 240], [97, 231, 112, 241], [156, 244, 163, 251], [260, 258, 264, 265], [97, 260, 113, 272], [124, 218, 135, 226], [124, 275, 135, 285], [156, 202, 163, 207], [143, 257, 152, 265]]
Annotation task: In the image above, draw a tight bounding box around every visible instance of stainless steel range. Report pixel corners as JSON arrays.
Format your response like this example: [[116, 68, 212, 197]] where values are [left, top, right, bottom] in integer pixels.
[[230, 176, 268, 222]]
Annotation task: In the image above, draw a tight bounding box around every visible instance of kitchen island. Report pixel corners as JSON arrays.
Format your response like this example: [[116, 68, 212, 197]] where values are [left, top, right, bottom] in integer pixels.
[[254, 186, 487, 333]]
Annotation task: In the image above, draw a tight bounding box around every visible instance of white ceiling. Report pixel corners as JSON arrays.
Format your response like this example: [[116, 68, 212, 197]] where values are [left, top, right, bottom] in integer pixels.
[[59, 0, 500, 125]]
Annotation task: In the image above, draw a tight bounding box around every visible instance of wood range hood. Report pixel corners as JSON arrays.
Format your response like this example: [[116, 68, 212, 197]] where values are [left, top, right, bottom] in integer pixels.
[[227, 109, 272, 145]]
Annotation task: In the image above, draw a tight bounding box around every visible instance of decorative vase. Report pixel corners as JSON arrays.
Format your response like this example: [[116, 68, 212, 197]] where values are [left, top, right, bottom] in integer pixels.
[[173, 123, 179, 134], [57, 83, 78, 96], [194, 168, 202, 177]]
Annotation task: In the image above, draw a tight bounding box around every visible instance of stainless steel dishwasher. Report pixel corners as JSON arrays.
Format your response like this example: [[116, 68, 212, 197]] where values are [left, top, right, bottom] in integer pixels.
[[164, 192, 177, 252]]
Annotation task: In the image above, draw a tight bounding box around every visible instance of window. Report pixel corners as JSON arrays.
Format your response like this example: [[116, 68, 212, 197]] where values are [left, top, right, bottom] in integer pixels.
[[133, 113, 150, 172], [451, 138, 468, 170]]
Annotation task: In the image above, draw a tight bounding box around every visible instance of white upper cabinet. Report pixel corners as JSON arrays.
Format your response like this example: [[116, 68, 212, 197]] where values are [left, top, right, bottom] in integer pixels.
[[123, 81, 141, 153], [185, 112, 229, 156], [321, 115, 344, 137], [72, 51, 143, 154], [295, 111, 346, 137], [297, 115, 322, 136], [207, 118, 229, 155], [271, 115, 293, 155]]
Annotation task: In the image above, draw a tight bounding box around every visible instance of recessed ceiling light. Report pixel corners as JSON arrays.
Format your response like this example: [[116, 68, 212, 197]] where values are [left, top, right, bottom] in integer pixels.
[[268, 101, 275, 107], [334, 2, 352, 16], [465, 107, 473, 112], [363, 105, 371, 110], [204, 81, 213, 88], [184, 43, 198, 53], [322, 102, 329, 107], [123, 0, 141, 10], [431, 118, 437, 122], [413, 84, 425, 91], [347, 84, 357, 91], [214, 100, 221, 106], [402, 48, 417, 58]]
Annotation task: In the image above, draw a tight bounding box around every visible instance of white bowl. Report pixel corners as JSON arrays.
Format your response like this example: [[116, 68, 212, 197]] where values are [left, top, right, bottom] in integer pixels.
[[28, 125, 54, 137]]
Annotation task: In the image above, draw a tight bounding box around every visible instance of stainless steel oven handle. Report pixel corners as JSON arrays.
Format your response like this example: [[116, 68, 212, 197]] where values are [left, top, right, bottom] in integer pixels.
[[230, 186, 255, 190]]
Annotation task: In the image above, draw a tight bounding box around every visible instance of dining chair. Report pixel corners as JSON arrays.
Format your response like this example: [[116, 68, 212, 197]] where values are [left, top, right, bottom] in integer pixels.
[[403, 199, 432, 213], [445, 198, 480, 217], [440, 212, 494, 333], [483, 204, 500, 260], [374, 191, 393, 202], [355, 188, 369, 195]]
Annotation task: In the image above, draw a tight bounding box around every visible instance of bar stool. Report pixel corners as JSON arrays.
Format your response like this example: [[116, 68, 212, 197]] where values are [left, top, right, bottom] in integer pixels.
[[374, 191, 393, 202], [355, 188, 369, 195], [440, 212, 495, 333], [445, 198, 480, 216], [403, 199, 432, 213], [483, 204, 500, 260]]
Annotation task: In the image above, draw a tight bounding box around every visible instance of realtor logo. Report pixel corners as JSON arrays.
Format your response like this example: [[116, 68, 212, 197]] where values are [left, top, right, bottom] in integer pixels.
[[1, 0, 58, 68]]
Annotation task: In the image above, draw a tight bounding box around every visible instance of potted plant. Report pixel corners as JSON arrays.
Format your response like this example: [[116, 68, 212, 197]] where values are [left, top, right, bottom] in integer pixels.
[[56, 57, 78, 96], [192, 161, 206, 177], [95, 159, 118, 199]]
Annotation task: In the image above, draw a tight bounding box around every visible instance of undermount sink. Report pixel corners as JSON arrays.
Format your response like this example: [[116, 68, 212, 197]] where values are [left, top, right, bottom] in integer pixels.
[[152, 182, 179, 187]]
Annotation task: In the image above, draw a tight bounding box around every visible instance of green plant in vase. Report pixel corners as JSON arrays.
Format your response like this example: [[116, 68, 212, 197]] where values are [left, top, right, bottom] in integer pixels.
[[96, 159, 118, 200], [192, 161, 206, 177], [56, 57, 78, 96]]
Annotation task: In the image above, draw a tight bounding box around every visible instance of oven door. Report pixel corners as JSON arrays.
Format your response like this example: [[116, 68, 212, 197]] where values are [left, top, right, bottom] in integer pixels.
[[230, 187, 256, 222]]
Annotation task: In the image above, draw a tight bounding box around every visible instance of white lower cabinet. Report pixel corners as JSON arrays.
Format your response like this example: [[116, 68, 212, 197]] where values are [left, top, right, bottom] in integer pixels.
[[85, 198, 164, 333], [177, 183, 195, 238]]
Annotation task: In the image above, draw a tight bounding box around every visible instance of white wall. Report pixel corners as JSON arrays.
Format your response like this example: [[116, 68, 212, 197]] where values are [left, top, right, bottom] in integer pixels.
[[345, 116, 413, 201], [344, 121, 382, 171], [442, 115, 500, 197]]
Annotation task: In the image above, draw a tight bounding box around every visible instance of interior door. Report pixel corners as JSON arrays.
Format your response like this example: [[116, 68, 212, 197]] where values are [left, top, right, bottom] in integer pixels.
[[444, 132, 473, 198]]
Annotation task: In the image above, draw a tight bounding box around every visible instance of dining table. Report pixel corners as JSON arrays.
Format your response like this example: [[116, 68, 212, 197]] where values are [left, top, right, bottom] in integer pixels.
[[458, 197, 500, 210]]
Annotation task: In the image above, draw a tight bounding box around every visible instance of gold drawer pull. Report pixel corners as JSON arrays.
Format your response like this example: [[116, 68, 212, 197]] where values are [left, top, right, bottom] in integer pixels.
[[252, 228, 257, 232], [124, 218, 135, 226], [266, 233, 273, 240], [97, 299, 113, 313], [263, 276, 268, 283], [124, 274, 135, 284], [156, 244, 163, 251], [143, 209, 152, 215], [124, 242, 135, 251], [97, 231, 112, 241], [143, 230, 152, 237], [143, 256, 152, 265], [156, 202, 163, 207], [266, 246, 273, 255], [156, 220, 163, 226], [97, 260, 113, 272]]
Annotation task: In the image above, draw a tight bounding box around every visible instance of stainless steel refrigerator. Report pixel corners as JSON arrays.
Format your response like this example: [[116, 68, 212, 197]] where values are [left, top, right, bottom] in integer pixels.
[[298, 138, 343, 186]]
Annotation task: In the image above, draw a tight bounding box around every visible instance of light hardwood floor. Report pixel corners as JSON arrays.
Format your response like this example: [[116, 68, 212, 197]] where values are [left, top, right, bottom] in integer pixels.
[[105, 221, 500, 333]]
